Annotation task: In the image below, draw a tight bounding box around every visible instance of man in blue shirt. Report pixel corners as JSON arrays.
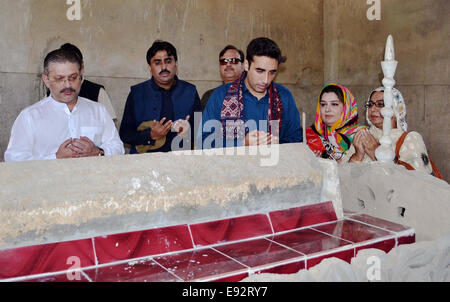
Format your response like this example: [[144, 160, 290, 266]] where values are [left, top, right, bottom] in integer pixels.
[[120, 40, 202, 154], [200, 37, 303, 149]]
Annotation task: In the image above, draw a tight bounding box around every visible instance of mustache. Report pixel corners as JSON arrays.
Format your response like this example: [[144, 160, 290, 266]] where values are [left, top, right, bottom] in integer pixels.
[[159, 69, 170, 75], [60, 88, 76, 93]]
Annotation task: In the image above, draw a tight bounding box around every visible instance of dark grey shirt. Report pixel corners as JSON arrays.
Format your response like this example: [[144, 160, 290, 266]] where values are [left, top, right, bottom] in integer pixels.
[[200, 88, 217, 111]]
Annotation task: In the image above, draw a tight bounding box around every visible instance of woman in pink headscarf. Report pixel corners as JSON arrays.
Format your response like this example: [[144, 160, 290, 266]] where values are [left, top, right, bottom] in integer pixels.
[[306, 84, 366, 162]]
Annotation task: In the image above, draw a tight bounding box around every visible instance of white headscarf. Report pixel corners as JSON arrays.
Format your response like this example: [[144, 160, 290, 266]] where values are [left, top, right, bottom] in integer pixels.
[[366, 87, 407, 132]]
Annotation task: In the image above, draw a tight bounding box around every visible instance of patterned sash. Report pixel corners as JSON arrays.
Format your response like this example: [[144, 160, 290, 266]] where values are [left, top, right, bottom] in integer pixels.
[[220, 72, 283, 140]]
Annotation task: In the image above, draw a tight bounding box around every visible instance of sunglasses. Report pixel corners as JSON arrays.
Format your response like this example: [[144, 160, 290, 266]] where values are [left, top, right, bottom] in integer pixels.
[[365, 100, 385, 108], [219, 58, 241, 65]]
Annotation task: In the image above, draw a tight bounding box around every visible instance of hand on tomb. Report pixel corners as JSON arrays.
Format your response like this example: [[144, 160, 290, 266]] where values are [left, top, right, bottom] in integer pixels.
[[56, 138, 78, 159], [151, 117, 173, 140]]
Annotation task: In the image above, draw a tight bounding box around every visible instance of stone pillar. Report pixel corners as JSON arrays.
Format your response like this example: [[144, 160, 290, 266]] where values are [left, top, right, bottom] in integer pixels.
[[375, 35, 398, 162]]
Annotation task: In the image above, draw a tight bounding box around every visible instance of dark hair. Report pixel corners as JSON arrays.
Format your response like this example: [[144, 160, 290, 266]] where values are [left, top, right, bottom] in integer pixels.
[[246, 37, 286, 65], [146, 40, 178, 64], [60, 43, 83, 62], [320, 84, 344, 103], [219, 45, 244, 62], [43, 48, 82, 75]]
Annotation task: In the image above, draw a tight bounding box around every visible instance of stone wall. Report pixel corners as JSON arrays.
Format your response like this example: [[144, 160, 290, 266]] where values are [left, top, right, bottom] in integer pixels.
[[0, 0, 323, 158], [0, 0, 448, 181], [323, 0, 450, 181]]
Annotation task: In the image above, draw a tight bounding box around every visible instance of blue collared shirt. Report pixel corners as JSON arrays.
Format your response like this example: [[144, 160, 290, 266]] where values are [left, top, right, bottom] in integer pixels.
[[200, 81, 303, 149]]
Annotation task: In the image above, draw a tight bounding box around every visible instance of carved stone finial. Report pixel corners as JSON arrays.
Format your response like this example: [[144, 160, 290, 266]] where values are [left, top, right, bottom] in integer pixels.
[[375, 35, 398, 163]]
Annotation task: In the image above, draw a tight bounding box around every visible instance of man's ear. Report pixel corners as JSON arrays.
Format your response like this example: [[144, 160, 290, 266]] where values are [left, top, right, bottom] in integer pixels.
[[148, 64, 152, 75], [80, 62, 85, 77], [244, 59, 249, 72], [42, 73, 50, 88]]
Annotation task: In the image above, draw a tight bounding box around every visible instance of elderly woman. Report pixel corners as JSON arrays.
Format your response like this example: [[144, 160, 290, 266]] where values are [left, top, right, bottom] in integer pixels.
[[345, 87, 435, 175], [306, 84, 366, 162]]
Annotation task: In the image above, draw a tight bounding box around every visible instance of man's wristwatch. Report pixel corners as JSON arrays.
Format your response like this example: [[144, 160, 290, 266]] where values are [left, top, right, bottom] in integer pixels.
[[97, 148, 105, 156]]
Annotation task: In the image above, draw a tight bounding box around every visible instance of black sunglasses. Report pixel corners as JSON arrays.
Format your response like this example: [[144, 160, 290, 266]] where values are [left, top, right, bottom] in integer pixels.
[[219, 58, 241, 65]]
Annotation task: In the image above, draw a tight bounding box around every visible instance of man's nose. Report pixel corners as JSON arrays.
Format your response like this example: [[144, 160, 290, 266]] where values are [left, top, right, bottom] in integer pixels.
[[263, 72, 270, 84], [63, 78, 72, 87]]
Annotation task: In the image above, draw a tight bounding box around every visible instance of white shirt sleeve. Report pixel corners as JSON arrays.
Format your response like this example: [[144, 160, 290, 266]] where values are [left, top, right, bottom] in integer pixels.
[[4, 110, 57, 161], [98, 88, 117, 120], [97, 104, 124, 156], [4, 111, 34, 162]]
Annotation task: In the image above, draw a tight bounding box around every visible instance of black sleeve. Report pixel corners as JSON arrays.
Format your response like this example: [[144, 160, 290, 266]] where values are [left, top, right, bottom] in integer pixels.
[[200, 89, 214, 111], [119, 92, 155, 146]]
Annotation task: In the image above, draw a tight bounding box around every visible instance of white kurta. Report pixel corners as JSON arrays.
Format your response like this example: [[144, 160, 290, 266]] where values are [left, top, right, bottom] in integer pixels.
[[4, 96, 124, 162]]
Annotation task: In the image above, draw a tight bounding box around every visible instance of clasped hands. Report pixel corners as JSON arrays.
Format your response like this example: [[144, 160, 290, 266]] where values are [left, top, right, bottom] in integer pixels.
[[351, 129, 380, 161], [56, 137, 102, 159], [150, 115, 191, 141]]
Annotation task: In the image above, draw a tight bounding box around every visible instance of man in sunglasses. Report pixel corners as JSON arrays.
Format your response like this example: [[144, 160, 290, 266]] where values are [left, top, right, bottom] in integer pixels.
[[200, 37, 302, 149], [119, 40, 202, 154], [200, 45, 244, 110], [5, 48, 124, 161]]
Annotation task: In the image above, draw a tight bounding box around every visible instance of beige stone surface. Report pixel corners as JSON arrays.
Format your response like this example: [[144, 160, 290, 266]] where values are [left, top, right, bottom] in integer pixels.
[[423, 85, 450, 182], [0, 143, 341, 250], [0, 0, 323, 81], [339, 161, 450, 241], [324, 0, 449, 86]]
